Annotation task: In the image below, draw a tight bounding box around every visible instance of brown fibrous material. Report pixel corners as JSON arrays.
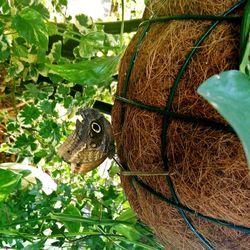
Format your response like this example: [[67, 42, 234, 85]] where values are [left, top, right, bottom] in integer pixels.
[[112, 0, 250, 249]]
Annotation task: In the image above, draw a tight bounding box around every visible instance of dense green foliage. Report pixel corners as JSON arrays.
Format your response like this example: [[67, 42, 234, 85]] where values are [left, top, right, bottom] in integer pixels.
[[0, 0, 162, 249]]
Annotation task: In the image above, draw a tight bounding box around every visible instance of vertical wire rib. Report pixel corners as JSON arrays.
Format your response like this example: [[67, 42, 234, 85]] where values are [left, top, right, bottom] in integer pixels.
[[120, 20, 152, 124]]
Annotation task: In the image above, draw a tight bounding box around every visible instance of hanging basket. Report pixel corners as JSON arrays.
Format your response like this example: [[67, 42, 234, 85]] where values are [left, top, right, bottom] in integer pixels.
[[111, 0, 250, 249]]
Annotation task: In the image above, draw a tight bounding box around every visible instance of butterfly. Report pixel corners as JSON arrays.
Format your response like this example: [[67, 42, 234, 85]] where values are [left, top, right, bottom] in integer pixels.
[[58, 108, 115, 174]]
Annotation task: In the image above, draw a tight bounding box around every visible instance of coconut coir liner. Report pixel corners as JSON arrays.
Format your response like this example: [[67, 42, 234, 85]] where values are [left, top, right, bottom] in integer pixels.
[[112, 0, 250, 249]]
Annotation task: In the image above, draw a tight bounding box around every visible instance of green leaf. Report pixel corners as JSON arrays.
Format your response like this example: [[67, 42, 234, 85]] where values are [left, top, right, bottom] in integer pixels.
[[240, 0, 250, 60], [7, 121, 20, 132], [0, 168, 22, 201], [20, 105, 41, 124], [47, 22, 58, 36], [15, 134, 37, 150], [25, 83, 54, 100], [63, 96, 73, 108], [0, 0, 10, 14], [116, 208, 137, 223], [12, 7, 48, 50], [197, 70, 250, 170], [39, 119, 60, 141], [12, 38, 29, 58], [32, 3, 50, 19], [34, 149, 47, 164], [240, 40, 250, 76], [62, 205, 81, 233], [114, 224, 142, 241], [50, 213, 133, 226], [49, 41, 62, 63], [76, 14, 91, 27], [112, 209, 140, 241], [0, 38, 10, 62], [79, 31, 105, 58], [22, 238, 47, 250], [39, 100, 56, 116], [46, 55, 120, 85], [57, 84, 70, 95]]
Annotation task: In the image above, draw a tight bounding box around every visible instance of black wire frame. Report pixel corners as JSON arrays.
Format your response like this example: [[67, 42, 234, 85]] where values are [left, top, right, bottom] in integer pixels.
[[114, 0, 250, 249]]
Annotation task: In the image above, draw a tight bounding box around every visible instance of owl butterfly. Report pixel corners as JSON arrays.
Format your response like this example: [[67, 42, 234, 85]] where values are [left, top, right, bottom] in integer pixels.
[[58, 108, 115, 174]]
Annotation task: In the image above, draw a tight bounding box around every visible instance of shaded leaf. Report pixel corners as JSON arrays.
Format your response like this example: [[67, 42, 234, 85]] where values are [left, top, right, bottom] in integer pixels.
[[63, 96, 73, 108], [39, 119, 60, 141], [39, 100, 57, 116], [20, 105, 41, 124], [46, 55, 120, 85], [15, 134, 37, 151], [198, 70, 250, 169], [57, 84, 70, 95]]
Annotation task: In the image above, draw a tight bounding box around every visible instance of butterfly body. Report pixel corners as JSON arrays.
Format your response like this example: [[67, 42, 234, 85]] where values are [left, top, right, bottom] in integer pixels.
[[58, 108, 115, 173]]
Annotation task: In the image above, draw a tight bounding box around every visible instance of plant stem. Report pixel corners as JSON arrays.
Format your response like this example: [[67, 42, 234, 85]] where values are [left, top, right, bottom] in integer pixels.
[[120, 0, 125, 49]]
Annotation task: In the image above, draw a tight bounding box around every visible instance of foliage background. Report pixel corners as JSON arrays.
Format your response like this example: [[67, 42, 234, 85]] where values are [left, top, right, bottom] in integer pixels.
[[0, 0, 163, 249]]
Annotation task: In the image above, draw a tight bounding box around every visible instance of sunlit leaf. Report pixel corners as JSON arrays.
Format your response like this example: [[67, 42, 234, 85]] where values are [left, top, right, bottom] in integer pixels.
[[12, 7, 48, 50], [46, 55, 120, 85], [62, 205, 81, 233], [240, 41, 250, 76], [79, 31, 105, 57], [114, 224, 142, 241], [116, 208, 137, 223], [240, 0, 250, 59], [198, 70, 250, 169], [0, 168, 22, 201]]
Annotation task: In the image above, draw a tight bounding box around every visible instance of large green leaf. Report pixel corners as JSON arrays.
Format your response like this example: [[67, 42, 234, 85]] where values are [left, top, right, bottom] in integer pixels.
[[0, 168, 22, 201], [197, 70, 250, 169], [12, 7, 48, 50], [46, 55, 120, 85]]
